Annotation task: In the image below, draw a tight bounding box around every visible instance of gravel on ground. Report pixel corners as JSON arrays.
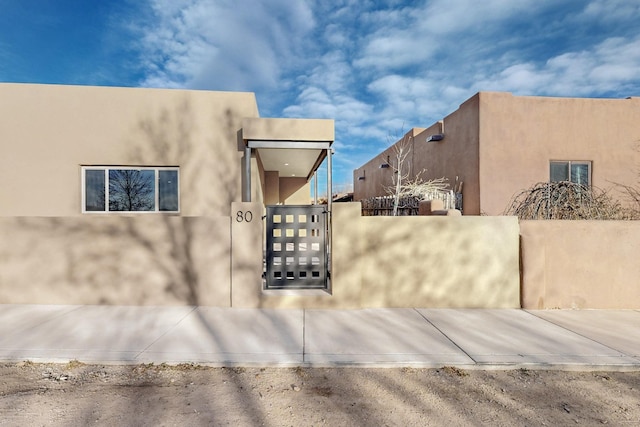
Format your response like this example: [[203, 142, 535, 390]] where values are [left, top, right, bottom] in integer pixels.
[[1, 362, 639, 426]]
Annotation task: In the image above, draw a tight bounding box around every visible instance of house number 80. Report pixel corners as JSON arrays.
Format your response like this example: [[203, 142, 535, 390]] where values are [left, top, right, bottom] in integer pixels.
[[236, 211, 253, 223]]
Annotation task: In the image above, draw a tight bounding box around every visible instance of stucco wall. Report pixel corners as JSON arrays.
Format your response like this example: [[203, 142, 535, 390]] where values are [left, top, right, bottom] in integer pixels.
[[353, 96, 482, 214], [520, 220, 640, 309], [0, 202, 521, 309], [4, 206, 640, 309], [354, 92, 640, 216], [235, 203, 521, 308], [479, 93, 640, 215], [352, 128, 423, 203], [0, 216, 231, 306], [279, 178, 311, 204], [414, 95, 481, 214], [0, 83, 261, 217], [242, 117, 334, 142], [355, 207, 520, 308]]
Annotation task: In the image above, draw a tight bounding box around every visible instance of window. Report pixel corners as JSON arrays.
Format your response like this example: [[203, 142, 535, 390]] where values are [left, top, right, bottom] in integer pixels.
[[82, 167, 179, 213], [550, 161, 591, 186]]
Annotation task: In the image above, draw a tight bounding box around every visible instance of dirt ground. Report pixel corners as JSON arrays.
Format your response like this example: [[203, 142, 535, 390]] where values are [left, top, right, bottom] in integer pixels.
[[1, 362, 639, 426]]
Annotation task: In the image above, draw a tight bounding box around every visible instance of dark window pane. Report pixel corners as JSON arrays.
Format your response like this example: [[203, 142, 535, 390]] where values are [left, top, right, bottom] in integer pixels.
[[108, 169, 155, 211], [85, 169, 105, 211], [159, 170, 179, 211], [571, 163, 589, 186], [550, 162, 569, 182]]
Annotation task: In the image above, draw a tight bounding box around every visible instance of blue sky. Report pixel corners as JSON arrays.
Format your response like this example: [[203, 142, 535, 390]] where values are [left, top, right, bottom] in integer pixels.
[[2, 0, 640, 190]]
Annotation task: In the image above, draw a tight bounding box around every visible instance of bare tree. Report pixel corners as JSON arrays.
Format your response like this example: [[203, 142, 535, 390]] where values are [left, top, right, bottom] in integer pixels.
[[108, 169, 155, 211], [384, 132, 454, 215], [386, 136, 413, 216]]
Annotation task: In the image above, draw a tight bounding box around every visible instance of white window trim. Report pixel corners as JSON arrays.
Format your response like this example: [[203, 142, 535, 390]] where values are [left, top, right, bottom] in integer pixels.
[[549, 160, 592, 186], [81, 166, 180, 214]]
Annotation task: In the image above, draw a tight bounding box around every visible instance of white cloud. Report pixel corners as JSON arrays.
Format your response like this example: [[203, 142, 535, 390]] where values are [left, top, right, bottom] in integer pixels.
[[136, 0, 315, 91], [589, 37, 640, 82], [473, 35, 640, 96], [354, 33, 438, 70], [284, 87, 375, 131], [368, 75, 435, 118], [476, 63, 552, 93], [580, 0, 640, 22], [418, 0, 543, 33], [353, 0, 547, 71]]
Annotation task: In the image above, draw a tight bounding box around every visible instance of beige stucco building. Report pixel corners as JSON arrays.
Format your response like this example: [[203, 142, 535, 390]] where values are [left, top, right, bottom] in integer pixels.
[[0, 83, 334, 217], [3, 84, 638, 310], [0, 83, 523, 309], [354, 92, 640, 215], [0, 83, 345, 307]]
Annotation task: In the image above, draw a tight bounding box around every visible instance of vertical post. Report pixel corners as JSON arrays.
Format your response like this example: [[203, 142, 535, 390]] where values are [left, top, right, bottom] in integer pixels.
[[243, 145, 251, 202], [314, 171, 318, 205], [326, 147, 332, 278], [327, 148, 332, 214]]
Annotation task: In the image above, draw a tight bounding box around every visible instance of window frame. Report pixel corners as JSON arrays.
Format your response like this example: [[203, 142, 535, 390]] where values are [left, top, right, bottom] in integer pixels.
[[549, 160, 592, 186], [81, 166, 180, 214]]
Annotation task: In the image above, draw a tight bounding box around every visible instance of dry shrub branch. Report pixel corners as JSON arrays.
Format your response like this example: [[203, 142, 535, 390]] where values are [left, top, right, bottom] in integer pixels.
[[505, 181, 640, 220], [615, 181, 640, 213], [396, 174, 451, 200]]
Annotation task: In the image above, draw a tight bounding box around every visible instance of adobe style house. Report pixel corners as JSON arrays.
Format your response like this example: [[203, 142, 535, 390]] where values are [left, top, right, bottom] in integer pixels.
[[0, 83, 349, 306], [0, 83, 334, 216], [0, 83, 523, 309], [354, 92, 640, 215], [2, 84, 637, 310]]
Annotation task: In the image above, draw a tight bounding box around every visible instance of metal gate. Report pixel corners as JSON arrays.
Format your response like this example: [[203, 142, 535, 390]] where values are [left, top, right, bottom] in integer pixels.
[[265, 205, 328, 289]]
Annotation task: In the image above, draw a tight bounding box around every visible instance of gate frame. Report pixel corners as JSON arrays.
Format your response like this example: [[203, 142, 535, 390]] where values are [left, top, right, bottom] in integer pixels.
[[242, 138, 333, 292], [264, 204, 329, 290]]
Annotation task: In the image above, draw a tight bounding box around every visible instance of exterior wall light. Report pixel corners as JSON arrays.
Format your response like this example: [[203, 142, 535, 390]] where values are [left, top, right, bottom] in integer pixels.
[[379, 163, 390, 169], [426, 134, 444, 142]]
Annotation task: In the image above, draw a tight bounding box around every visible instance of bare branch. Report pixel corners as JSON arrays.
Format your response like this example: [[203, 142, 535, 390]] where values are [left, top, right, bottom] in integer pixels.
[[505, 181, 640, 220]]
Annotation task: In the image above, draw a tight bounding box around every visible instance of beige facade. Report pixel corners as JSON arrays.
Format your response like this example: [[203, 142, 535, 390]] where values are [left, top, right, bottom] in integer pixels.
[[0, 203, 522, 309], [0, 83, 259, 217], [0, 83, 334, 217], [2, 84, 639, 309], [230, 203, 520, 309], [520, 220, 640, 309], [0, 83, 335, 307], [354, 92, 640, 215]]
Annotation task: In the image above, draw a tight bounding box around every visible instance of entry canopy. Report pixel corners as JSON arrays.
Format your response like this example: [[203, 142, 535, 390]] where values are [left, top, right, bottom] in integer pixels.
[[242, 118, 334, 180]]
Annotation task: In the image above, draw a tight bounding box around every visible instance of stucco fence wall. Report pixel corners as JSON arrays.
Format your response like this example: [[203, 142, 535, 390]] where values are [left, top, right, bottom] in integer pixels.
[[0, 202, 520, 309], [329, 203, 520, 308], [2, 204, 637, 309], [0, 215, 232, 306], [520, 220, 640, 309]]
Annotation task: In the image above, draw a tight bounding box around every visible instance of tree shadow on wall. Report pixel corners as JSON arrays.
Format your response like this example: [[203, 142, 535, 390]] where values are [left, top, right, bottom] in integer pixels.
[[331, 211, 519, 309], [1, 96, 248, 307], [122, 98, 243, 305]]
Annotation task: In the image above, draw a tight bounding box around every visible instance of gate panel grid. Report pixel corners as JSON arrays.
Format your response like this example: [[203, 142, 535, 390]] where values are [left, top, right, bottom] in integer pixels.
[[265, 205, 327, 289]]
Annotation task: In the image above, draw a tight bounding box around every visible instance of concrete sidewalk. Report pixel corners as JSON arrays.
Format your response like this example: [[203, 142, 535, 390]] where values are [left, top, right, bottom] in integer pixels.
[[0, 305, 639, 370]]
